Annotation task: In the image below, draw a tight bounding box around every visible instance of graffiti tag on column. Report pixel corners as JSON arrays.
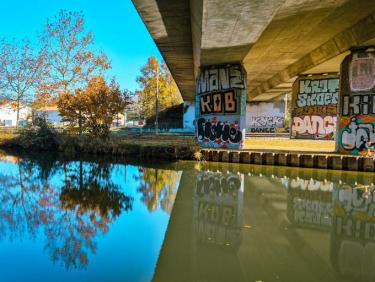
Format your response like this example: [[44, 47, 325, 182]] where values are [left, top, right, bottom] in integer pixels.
[[342, 94, 375, 115], [200, 90, 237, 115], [337, 50, 375, 154], [196, 63, 246, 149], [350, 53, 375, 92], [341, 117, 375, 152], [297, 79, 339, 107], [197, 117, 243, 147], [249, 116, 283, 128], [197, 65, 245, 94], [291, 76, 339, 140], [292, 115, 336, 139]]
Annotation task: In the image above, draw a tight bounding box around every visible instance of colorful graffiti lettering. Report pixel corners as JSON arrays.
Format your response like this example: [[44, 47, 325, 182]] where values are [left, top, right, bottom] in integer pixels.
[[197, 117, 243, 148], [196, 65, 245, 94], [294, 104, 337, 116], [200, 90, 237, 115], [196, 63, 246, 149], [247, 116, 284, 134], [297, 92, 338, 107], [342, 94, 375, 115], [299, 78, 339, 95], [291, 75, 339, 140], [248, 116, 283, 128], [246, 101, 285, 134], [340, 117, 375, 153], [338, 50, 375, 154], [292, 115, 336, 140], [350, 53, 375, 92]]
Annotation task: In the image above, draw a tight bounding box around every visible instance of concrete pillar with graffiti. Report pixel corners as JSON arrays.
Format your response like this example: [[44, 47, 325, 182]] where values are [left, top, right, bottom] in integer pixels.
[[337, 47, 375, 155], [290, 74, 339, 140], [195, 64, 247, 149]]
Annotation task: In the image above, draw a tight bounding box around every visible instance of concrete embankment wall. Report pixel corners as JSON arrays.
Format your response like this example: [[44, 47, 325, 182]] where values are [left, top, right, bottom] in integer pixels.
[[200, 149, 375, 173]]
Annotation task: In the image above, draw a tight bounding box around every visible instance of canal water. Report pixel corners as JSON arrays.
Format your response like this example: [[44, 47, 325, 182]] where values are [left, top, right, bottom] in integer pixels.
[[0, 152, 374, 282]]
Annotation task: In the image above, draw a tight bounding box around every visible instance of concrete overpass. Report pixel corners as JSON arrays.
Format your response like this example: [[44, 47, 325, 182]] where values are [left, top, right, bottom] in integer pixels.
[[132, 0, 375, 102]]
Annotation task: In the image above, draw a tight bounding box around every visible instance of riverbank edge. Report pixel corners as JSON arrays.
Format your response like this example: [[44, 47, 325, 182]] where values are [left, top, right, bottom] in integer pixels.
[[0, 133, 200, 162], [200, 149, 375, 173], [1, 133, 374, 172]]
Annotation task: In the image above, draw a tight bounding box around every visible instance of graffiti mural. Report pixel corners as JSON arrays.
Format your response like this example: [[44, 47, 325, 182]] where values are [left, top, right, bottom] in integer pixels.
[[291, 74, 339, 140], [246, 101, 285, 133], [292, 115, 337, 138], [338, 49, 375, 155], [339, 117, 375, 152], [196, 117, 243, 147], [196, 64, 246, 149]]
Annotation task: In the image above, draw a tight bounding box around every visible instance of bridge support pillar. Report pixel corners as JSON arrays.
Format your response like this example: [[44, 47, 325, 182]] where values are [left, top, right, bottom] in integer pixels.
[[195, 64, 247, 149], [337, 47, 375, 155]]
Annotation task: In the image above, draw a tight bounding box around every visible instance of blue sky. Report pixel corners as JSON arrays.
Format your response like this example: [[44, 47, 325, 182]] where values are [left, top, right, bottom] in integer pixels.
[[0, 0, 162, 91]]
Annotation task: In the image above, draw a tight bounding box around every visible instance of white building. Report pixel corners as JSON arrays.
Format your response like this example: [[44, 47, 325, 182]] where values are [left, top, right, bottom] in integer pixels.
[[0, 102, 32, 126], [35, 106, 63, 126]]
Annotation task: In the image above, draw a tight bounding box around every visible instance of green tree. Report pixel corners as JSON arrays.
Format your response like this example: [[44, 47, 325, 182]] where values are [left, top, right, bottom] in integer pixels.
[[136, 56, 182, 119]]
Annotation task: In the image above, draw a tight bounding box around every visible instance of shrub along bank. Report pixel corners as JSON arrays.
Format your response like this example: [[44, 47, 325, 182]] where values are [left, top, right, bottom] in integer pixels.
[[0, 122, 199, 161]]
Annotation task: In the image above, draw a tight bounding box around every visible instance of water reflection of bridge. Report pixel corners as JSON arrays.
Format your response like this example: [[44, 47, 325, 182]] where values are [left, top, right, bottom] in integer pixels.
[[154, 164, 375, 282]]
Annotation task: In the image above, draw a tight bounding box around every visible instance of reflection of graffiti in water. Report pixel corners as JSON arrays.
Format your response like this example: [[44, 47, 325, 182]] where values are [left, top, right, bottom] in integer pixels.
[[331, 184, 375, 281], [193, 171, 243, 250], [287, 178, 334, 229]]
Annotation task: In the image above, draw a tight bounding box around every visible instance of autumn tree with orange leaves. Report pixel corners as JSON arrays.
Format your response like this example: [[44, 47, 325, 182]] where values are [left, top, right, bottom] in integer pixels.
[[36, 10, 111, 107], [58, 76, 130, 136]]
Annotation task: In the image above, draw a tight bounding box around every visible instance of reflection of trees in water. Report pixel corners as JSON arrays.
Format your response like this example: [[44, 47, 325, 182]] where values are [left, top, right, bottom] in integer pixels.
[[0, 156, 56, 241], [136, 168, 179, 213], [0, 156, 132, 269]]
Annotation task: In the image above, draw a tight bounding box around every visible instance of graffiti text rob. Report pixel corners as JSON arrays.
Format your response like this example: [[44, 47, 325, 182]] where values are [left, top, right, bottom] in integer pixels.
[[200, 90, 237, 115]]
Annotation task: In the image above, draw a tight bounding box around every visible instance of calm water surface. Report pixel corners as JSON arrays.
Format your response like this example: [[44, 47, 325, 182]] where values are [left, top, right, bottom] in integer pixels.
[[0, 152, 374, 282]]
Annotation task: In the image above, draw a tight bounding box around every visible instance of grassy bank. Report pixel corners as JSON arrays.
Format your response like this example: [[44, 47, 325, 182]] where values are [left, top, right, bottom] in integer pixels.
[[0, 128, 199, 161]]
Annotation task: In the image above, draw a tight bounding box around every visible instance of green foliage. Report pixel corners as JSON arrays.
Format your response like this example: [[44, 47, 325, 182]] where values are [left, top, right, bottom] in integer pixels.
[[136, 56, 182, 119], [16, 116, 58, 151]]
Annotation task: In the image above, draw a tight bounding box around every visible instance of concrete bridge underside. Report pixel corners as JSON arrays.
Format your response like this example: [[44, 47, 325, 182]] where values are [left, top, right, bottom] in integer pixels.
[[132, 0, 375, 102]]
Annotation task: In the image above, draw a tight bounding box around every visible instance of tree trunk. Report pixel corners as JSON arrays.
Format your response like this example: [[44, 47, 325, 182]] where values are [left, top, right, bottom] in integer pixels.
[[16, 99, 20, 127], [78, 110, 82, 135]]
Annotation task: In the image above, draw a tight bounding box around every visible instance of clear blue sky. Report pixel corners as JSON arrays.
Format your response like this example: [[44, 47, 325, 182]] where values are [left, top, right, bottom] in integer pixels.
[[0, 0, 162, 92]]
